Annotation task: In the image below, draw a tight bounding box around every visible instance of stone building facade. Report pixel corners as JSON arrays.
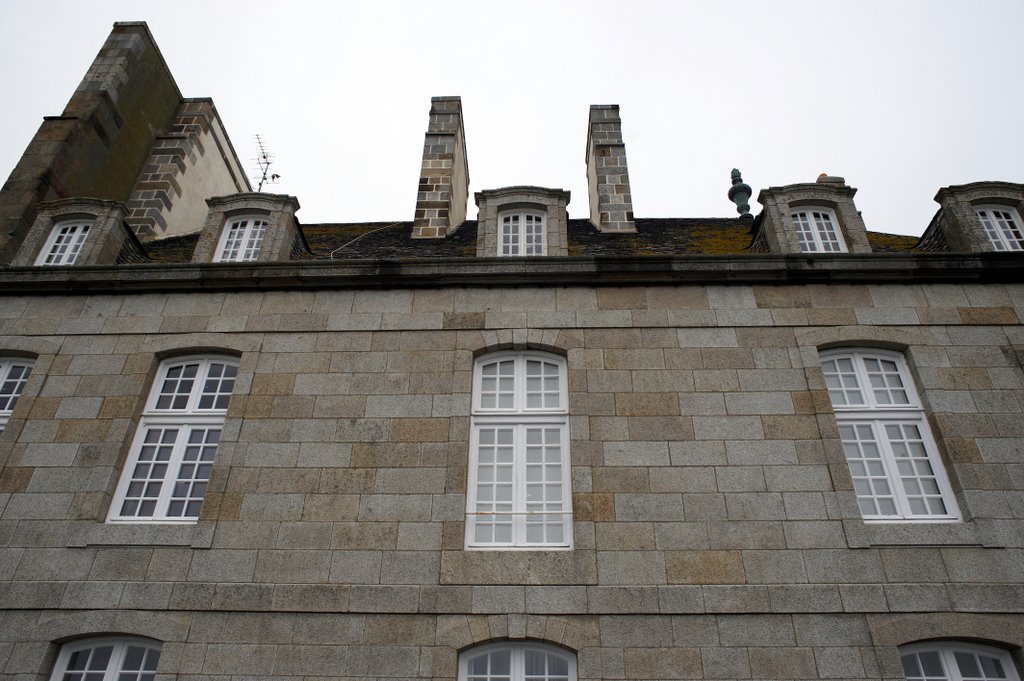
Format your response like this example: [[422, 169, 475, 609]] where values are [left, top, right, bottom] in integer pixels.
[[1, 21, 1023, 681]]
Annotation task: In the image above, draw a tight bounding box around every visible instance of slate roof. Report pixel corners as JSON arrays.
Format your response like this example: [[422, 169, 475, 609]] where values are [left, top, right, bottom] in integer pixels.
[[139, 217, 922, 262]]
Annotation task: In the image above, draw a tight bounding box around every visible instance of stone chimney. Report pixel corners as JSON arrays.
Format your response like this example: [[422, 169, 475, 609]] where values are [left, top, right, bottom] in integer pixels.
[[412, 97, 470, 238], [585, 105, 635, 232]]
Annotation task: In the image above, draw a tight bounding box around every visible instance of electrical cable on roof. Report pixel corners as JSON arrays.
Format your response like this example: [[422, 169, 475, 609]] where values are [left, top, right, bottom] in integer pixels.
[[329, 222, 404, 259]]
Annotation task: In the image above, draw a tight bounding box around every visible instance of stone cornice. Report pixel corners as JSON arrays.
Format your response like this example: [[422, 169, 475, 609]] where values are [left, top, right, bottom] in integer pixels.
[[0, 253, 1021, 295]]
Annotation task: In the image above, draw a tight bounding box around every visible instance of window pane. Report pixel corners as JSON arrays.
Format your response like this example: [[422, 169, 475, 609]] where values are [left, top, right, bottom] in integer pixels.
[[491, 650, 511, 676], [469, 353, 570, 546], [920, 651, 946, 678]]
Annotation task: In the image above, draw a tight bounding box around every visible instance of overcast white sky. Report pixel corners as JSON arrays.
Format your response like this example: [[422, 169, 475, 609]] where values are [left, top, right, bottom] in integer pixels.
[[1, 1, 1022, 236]]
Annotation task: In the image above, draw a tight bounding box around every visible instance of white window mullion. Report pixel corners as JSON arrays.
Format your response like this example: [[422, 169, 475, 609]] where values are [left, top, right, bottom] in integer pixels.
[[49, 638, 162, 681], [901, 642, 1021, 681], [110, 356, 236, 523], [822, 349, 957, 522], [976, 206, 1024, 251], [216, 217, 268, 262], [467, 352, 571, 548], [791, 207, 847, 253], [512, 424, 527, 543]]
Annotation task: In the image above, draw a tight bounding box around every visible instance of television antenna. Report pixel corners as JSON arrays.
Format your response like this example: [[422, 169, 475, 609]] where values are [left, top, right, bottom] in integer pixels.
[[252, 134, 281, 191]]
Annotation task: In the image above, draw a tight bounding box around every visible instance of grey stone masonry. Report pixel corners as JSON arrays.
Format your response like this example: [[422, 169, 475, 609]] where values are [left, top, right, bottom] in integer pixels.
[[0, 22, 182, 263], [412, 97, 470, 238], [10, 198, 132, 266], [756, 175, 873, 254], [125, 99, 249, 240], [926, 181, 1024, 252], [192, 193, 303, 263], [0, 278, 1023, 679], [585, 105, 636, 232]]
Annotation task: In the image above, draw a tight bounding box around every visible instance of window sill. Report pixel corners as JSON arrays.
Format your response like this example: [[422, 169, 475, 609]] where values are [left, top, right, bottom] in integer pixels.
[[844, 518, 983, 548], [69, 521, 214, 548]]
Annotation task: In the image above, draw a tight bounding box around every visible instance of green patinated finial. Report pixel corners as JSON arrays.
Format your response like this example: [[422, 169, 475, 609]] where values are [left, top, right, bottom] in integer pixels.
[[728, 168, 752, 217]]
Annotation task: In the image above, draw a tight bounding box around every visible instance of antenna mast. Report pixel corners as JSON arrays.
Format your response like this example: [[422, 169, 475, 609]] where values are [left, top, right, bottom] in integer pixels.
[[252, 134, 280, 192]]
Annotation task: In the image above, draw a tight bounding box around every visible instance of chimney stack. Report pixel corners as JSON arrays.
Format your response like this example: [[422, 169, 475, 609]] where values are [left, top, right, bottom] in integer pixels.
[[412, 96, 469, 238], [585, 105, 635, 232]]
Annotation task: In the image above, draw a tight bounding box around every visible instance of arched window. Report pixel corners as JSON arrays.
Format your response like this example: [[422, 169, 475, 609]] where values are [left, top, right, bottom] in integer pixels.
[[791, 207, 846, 252], [49, 637, 161, 681], [108, 356, 238, 522], [35, 220, 92, 265], [819, 349, 957, 521], [460, 642, 576, 681], [901, 642, 1020, 681], [0, 357, 33, 432], [975, 205, 1024, 251], [215, 215, 268, 262], [499, 211, 546, 256], [466, 352, 572, 548]]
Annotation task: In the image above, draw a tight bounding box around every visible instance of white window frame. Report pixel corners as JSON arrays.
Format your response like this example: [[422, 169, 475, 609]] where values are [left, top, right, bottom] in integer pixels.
[[900, 642, 1021, 681], [35, 220, 92, 265], [215, 215, 268, 262], [49, 636, 161, 681], [820, 349, 958, 522], [498, 210, 546, 256], [108, 356, 238, 523], [975, 205, 1024, 251], [460, 641, 577, 681], [0, 357, 34, 432], [791, 206, 847, 253], [466, 351, 572, 549]]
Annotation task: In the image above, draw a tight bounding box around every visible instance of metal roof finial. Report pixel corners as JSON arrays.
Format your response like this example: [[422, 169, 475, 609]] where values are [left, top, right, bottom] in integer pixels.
[[728, 168, 752, 217]]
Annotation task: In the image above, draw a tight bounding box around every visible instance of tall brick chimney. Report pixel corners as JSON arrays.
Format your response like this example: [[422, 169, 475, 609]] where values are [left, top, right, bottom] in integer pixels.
[[411, 97, 469, 238], [585, 105, 635, 232]]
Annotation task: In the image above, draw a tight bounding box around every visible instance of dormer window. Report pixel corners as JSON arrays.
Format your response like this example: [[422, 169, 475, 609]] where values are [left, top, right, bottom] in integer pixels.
[[975, 205, 1024, 251], [34, 220, 92, 265], [215, 216, 267, 262], [500, 211, 546, 256], [791, 207, 846, 253], [474, 187, 570, 258]]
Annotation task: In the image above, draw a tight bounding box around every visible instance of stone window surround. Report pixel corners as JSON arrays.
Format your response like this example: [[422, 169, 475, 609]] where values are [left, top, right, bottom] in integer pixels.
[[192, 192, 302, 264], [929, 182, 1024, 252], [755, 178, 872, 255], [819, 347, 959, 522], [107, 355, 239, 524], [806, 331, 1001, 549], [465, 350, 572, 550], [47, 636, 162, 681], [475, 187, 570, 258], [11, 198, 130, 268], [899, 641, 1021, 681], [458, 641, 577, 681]]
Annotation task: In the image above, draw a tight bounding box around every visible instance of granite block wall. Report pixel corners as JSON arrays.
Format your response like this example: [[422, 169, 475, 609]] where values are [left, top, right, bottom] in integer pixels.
[[1, 281, 1023, 680]]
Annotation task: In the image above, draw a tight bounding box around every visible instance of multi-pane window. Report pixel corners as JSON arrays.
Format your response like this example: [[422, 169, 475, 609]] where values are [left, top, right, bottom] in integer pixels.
[[901, 642, 1020, 681], [820, 349, 957, 521], [976, 205, 1024, 251], [499, 211, 546, 256], [461, 642, 576, 681], [0, 357, 34, 432], [791, 207, 846, 252], [109, 356, 238, 522], [35, 221, 92, 265], [216, 216, 268, 262], [466, 352, 571, 548], [48, 637, 161, 681]]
